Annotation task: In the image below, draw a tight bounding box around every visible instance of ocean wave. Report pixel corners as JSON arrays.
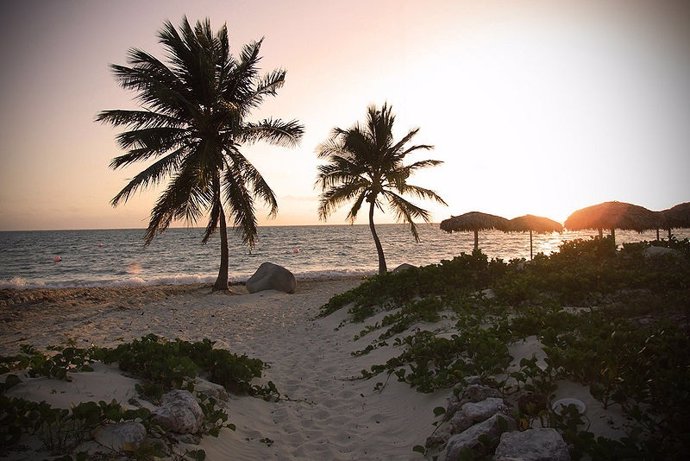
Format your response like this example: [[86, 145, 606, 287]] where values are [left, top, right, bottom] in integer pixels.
[[2, 226, 687, 290], [0, 269, 373, 290]]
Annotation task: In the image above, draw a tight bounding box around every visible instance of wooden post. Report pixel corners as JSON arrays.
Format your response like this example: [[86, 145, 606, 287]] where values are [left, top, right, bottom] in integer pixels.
[[529, 230, 533, 260], [473, 230, 479, 251]]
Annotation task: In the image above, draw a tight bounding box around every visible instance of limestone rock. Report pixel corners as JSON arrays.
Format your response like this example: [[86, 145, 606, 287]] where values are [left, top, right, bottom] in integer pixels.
[[444, 413, 516, 460], [194, 377, 229, 402], [459, 383, 502, 403], [153, 390, 204, 434], [93, 421, 146, 453], [494, 428, 570, 461], [447, 383, 501, 418], [246, 262, 296, 294], [480, 288, 496, 300], [643, 246, 680, 259], [393, 263, 416, 273], [451, 397, 507, 433]]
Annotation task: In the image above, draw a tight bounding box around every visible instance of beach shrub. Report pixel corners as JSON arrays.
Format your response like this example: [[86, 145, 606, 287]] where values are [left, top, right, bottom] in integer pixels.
[[325, 234, 690, 459], [0, 335, 273, 458], [96, 335, 274, 400], [362, 327, 511, 393], [0, 344, 98, 381], [0, 396, 151, 454], [320, 250, 498, 320]]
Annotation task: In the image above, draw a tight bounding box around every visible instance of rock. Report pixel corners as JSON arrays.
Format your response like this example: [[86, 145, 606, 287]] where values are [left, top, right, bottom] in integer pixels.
[[93, 421, 146, 453], [447, 383, 501, 418], [451, 397, 508, 434], [194, 377, 229, 402], [152, 390, 204, 434], [425, 424, 453, 448], [494, 428, 570, 461], [480, 288, 496, 300], [643, 246, 680, 259], [460, 384, 502, 403], [393, 263, 416, 273], [463, 397, 506, 422], [246, 262, 296, 294], [444, 413, 516, 460]]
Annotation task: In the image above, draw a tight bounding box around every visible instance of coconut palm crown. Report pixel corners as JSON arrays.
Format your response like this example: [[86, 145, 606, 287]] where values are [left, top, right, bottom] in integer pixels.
[[316, 103, 446, 274], [97, 17, 304, 290]]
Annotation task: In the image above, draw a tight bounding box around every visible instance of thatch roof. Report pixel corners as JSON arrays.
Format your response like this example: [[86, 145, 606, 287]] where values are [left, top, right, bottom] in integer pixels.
[[661, 202, 690, 229], [508, 214, 563, 234], [440, 211, 510, 233], [564, 201, 660, 232]]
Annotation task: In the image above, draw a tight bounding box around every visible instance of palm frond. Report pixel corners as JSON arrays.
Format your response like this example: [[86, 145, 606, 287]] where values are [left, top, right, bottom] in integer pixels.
[[144, 157, 213, 244], [395, 183, 448, 205], [388, 127, 422, 158], [222, 163, 258, 247], [114, 127, 189, 151], [386, 192, 433, 242], [202, 176, 222, 243], [243, 69, 286, 109], [96, 109, 184, 129], [111, 147, 186, 206], [318, 180, 369, 220], [225, 148, 279, 218], [345, 191, 368, 224], [240, 118, 304, 147]]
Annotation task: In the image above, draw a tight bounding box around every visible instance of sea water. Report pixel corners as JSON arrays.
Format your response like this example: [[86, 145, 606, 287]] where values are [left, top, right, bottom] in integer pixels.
[[0, 224, 686, 289]]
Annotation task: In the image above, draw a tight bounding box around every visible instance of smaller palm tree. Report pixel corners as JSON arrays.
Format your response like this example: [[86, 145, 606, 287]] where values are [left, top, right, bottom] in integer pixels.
[[316, 103, 446, 274]]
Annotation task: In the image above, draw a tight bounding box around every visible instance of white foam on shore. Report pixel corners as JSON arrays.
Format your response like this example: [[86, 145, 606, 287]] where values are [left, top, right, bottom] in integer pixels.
[[0, 269, 374, 290]]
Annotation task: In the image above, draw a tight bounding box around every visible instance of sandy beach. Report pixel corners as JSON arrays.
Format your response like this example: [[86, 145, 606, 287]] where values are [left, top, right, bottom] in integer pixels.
[[1, 279, 448, 460]]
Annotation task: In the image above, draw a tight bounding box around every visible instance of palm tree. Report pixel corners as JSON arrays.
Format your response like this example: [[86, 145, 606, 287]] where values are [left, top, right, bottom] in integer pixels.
[[316, 103, 446, 274], [97, 17, 304, 291]]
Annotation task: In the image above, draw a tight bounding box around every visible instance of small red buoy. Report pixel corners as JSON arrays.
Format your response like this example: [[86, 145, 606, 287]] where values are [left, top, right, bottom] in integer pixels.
[[54, 256, 62, 263]]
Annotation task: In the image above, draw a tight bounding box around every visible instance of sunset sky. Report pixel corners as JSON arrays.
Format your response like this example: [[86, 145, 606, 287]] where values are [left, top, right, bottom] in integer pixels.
[[1, 0, 688, 231]]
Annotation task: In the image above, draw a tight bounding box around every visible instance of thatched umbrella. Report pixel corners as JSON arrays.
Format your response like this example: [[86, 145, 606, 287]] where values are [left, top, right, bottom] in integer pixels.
[[564, 201, 660, 245], [440, 211, 510, 251], [508, 214, 563, 260], [661, 202, 690, 239]]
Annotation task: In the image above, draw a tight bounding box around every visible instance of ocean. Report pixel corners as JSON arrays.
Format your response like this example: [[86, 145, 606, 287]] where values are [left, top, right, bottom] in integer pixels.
[[0, 224, 687, 289]]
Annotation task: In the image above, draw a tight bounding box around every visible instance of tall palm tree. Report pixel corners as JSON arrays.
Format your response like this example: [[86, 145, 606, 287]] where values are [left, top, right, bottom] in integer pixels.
[[97, 17, 304, 291], [316, 103, 446, 274]]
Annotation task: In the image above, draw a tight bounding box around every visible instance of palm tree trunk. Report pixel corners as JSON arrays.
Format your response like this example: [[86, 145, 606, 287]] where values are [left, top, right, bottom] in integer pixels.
[[369, 200, 387, 274], [473, 230, 479, 252], [213, 206, 230, 291]]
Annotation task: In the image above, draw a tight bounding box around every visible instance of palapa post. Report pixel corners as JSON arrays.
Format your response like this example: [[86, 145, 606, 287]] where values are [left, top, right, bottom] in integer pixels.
[[507, 214, 563, 260], [440, 211, 510, 252]]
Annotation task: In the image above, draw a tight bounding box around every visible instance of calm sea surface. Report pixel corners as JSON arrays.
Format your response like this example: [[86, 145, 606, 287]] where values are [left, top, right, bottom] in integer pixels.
[[0, 224, 687, 289]]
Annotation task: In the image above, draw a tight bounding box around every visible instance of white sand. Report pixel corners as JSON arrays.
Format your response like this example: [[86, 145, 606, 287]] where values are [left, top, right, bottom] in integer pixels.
[[1, 280, 446, 460], [1, 280, 633, 459]]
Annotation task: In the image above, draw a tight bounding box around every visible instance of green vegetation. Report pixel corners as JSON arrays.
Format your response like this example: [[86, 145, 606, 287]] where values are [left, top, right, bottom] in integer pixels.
[[1, 336, 278, 459], [322, 237, 690, 459]]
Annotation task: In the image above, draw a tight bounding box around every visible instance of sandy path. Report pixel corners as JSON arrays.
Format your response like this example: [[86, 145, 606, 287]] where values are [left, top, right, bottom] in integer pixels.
[[1, 280, 446, 460]]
